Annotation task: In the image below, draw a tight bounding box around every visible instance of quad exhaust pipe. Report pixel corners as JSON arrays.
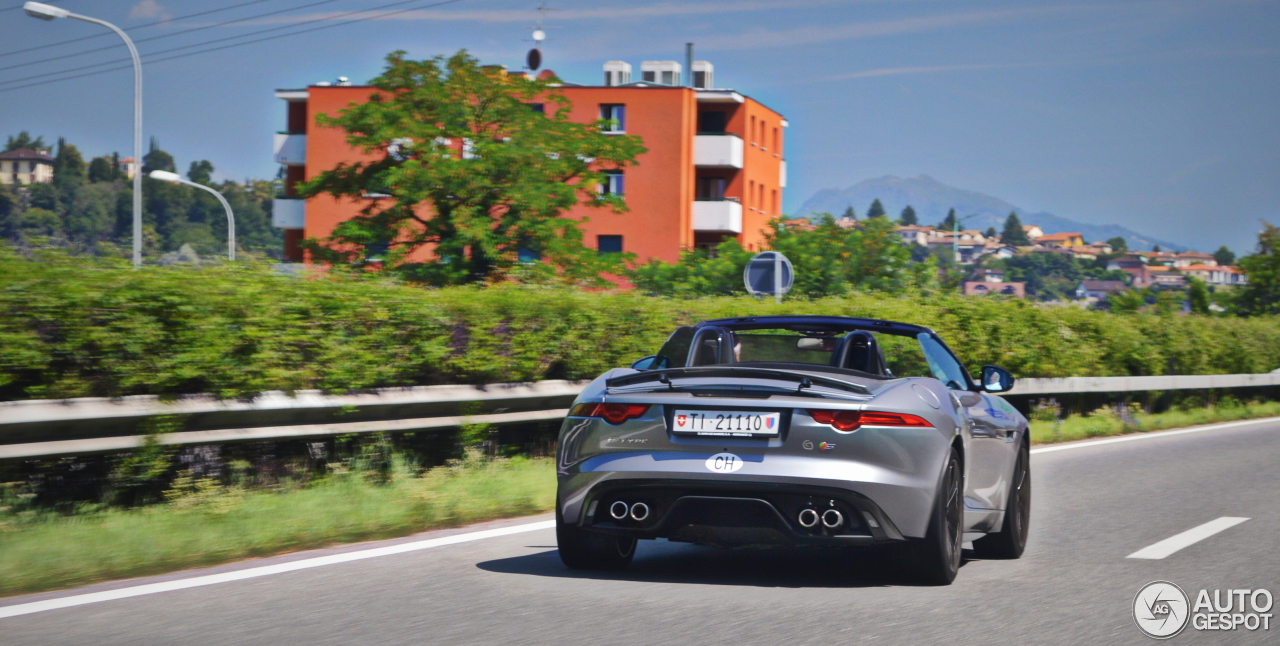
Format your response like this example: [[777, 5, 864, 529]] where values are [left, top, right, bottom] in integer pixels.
[[608, 500, 651, 522], [822, 508, 844, 529], [797, 508, 820, 528], [629, 502, 650, 521], [609, 501, 629, 520]]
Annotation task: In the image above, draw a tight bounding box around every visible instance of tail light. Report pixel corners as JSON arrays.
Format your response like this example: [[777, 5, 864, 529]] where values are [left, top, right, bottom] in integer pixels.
[[807, 409, 932, 433], [570, 402, 650, 425]]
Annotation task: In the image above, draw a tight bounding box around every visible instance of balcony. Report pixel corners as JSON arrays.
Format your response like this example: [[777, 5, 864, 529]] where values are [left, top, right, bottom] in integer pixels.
[[779, 160, 787, 188], [272, 197, 305, 229], [692, 199, 743, 234], [273, 132, 306, 166], [694, 133, 744, 169]]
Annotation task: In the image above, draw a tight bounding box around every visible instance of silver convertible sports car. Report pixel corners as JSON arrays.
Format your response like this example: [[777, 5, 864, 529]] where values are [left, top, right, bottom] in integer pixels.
[[555, 315, 1030, 584]]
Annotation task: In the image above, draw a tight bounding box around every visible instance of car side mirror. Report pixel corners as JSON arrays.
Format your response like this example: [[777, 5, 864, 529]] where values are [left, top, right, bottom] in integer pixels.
[[631, 355, 667, 371], [980, 365, 1015, 393]]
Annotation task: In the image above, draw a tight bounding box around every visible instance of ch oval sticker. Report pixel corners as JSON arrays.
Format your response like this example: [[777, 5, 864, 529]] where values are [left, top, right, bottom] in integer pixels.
[[705, 452, 744, 473]]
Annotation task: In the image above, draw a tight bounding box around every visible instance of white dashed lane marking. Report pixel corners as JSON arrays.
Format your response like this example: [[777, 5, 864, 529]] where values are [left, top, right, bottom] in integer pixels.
[[1127, 517, 1251, 560]]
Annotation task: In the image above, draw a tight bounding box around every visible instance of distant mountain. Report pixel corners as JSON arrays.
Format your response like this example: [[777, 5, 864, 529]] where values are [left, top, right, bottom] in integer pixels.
[[797, 175, 1184, 252]]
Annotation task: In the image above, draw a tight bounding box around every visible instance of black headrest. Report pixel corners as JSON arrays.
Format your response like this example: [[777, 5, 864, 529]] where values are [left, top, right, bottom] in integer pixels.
[[832, 331, 887, 375]]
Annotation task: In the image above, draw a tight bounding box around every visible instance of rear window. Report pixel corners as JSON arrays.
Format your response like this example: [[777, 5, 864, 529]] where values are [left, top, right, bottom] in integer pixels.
[[670, 327, 943, 381], [735, 333, 837, 365]]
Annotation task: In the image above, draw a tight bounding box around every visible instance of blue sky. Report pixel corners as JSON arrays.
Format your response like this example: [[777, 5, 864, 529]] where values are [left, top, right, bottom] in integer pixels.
[[1, 0, 1276, 253]]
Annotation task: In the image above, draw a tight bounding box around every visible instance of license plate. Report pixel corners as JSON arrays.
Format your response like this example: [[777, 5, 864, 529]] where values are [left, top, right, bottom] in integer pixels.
[[671, 410, 781, 437]]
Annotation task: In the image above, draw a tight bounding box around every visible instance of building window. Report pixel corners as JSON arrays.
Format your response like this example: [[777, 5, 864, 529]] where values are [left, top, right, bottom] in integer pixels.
[[696, 177, 726, 200], [600, 104, 626, 133], [527, 103, 545, 113], [598, 235, 623, 255], [772, 189, 779, 215], [698, 111, 726, 133], [749, 116, 756, 143], [599, 170, 625, 196], [773, 127, 779, 152]]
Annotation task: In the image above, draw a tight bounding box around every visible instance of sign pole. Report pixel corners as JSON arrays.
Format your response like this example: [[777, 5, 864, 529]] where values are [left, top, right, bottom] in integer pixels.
[[774, 252, 782, 304]]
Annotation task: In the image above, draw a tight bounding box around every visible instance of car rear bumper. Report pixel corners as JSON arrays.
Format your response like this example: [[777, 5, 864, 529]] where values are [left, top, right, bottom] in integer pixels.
[[558, 450, 948, 543], [563, 478, 909, 547]]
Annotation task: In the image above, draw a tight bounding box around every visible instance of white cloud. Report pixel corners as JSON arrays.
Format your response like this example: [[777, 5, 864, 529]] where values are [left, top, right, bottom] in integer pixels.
[[129, 0, 171, 22]]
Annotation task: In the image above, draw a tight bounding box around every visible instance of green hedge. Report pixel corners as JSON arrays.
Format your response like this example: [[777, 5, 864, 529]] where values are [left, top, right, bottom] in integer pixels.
[[3, 248, 1280, 401]]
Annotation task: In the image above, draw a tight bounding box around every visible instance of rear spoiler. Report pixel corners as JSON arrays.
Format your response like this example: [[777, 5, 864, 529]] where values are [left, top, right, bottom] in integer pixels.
[[605, 367, 871, 395]]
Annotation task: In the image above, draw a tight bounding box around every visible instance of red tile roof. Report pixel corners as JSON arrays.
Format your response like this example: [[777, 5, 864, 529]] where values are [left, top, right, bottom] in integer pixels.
[[0, 148, 54, 163]]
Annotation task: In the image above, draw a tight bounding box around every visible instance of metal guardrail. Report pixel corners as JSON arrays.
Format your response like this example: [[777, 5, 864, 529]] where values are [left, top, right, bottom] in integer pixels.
[[2, 373, 1279, 459], [1005, 372, 1280, 395]]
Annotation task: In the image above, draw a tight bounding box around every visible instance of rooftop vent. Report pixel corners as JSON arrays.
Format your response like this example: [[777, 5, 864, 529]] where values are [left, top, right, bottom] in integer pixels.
[[603, 61, 631, 86], [691, 61, 713, 89], [640, 60, 682, 86]]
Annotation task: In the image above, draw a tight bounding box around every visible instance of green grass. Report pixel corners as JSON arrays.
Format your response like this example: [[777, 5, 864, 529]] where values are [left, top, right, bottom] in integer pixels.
[[0, 454, 555, 597], [1030, 400, 1280, 444]]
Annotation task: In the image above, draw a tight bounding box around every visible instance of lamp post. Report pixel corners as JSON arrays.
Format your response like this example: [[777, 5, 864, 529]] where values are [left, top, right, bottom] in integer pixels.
[[150, 171, 236, 261], [25, 2, 143, 268]]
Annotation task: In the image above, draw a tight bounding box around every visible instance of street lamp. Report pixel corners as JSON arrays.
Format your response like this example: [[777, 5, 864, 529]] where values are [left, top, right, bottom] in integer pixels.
[[25, 2, 143, 268], [150, 171, 236, 261]]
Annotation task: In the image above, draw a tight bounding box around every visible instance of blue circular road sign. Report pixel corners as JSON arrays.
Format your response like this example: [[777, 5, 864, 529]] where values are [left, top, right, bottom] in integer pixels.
[[744, 251, 794, 299]]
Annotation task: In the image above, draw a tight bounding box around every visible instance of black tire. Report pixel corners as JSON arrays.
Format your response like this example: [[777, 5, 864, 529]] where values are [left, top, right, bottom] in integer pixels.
[[973, 440, 1031, 559], [556, 505, 636, 571], [901, 447, 964, 585]]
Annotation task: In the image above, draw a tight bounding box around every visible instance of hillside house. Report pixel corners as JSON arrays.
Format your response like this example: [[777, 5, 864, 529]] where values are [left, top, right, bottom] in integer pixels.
[[0, 148, 54, 185], [1076, 280, 1127, 300], [1035, 232, 1085, 248]]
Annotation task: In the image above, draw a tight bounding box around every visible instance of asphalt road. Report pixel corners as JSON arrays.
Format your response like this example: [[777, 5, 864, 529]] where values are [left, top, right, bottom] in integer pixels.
[[3, 419, 1278, 645]]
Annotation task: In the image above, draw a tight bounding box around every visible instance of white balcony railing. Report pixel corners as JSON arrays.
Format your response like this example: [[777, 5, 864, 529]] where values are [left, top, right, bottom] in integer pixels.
[[692, 200, 743, 234], [779, 160, 787, 188], [694, 134, 744, 169], [273, 133, 306, 166], [271, 197, 305, 229]]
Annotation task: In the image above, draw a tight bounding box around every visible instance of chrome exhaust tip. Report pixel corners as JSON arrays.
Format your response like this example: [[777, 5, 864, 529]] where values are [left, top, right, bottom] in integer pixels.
[[797, 508, 820, 528], [822, 508, 844, 529], [609, 501, 629, 520], [629, 502, 650, 522]]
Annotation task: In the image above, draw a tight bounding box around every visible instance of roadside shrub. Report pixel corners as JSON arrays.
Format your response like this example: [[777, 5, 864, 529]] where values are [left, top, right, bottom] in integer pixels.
[[3, 247, 1280, 401]]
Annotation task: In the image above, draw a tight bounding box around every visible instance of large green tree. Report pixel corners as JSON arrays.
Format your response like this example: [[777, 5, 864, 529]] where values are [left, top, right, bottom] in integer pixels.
[[5, 131, 46, 152], [866, 198, 886, 219], [938, 208, 958, 232], [87, 156, 116, 183], [630, 215, 920, 297], [1236, 221, 1280, 316], [300, 50, 647, 285], [1001, 212, 1032, 246], [1213, 245, 1235, 266], [899, 205, 917, 226], [1106, 236, 1127, 252]]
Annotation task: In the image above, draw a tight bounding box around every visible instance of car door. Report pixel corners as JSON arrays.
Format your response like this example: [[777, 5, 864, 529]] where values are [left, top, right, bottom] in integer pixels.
[[915, 334, 1007, 511]]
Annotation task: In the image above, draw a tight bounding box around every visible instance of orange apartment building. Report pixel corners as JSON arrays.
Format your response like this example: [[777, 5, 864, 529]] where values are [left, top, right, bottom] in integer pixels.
[[271, 59, 787, 264]]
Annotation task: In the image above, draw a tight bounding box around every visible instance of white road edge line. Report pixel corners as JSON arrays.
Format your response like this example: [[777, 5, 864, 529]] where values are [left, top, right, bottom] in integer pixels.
[[0, 519, 556, 620], [1029, 416, 1280, 455], [1127, 517, 1250, 560]]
